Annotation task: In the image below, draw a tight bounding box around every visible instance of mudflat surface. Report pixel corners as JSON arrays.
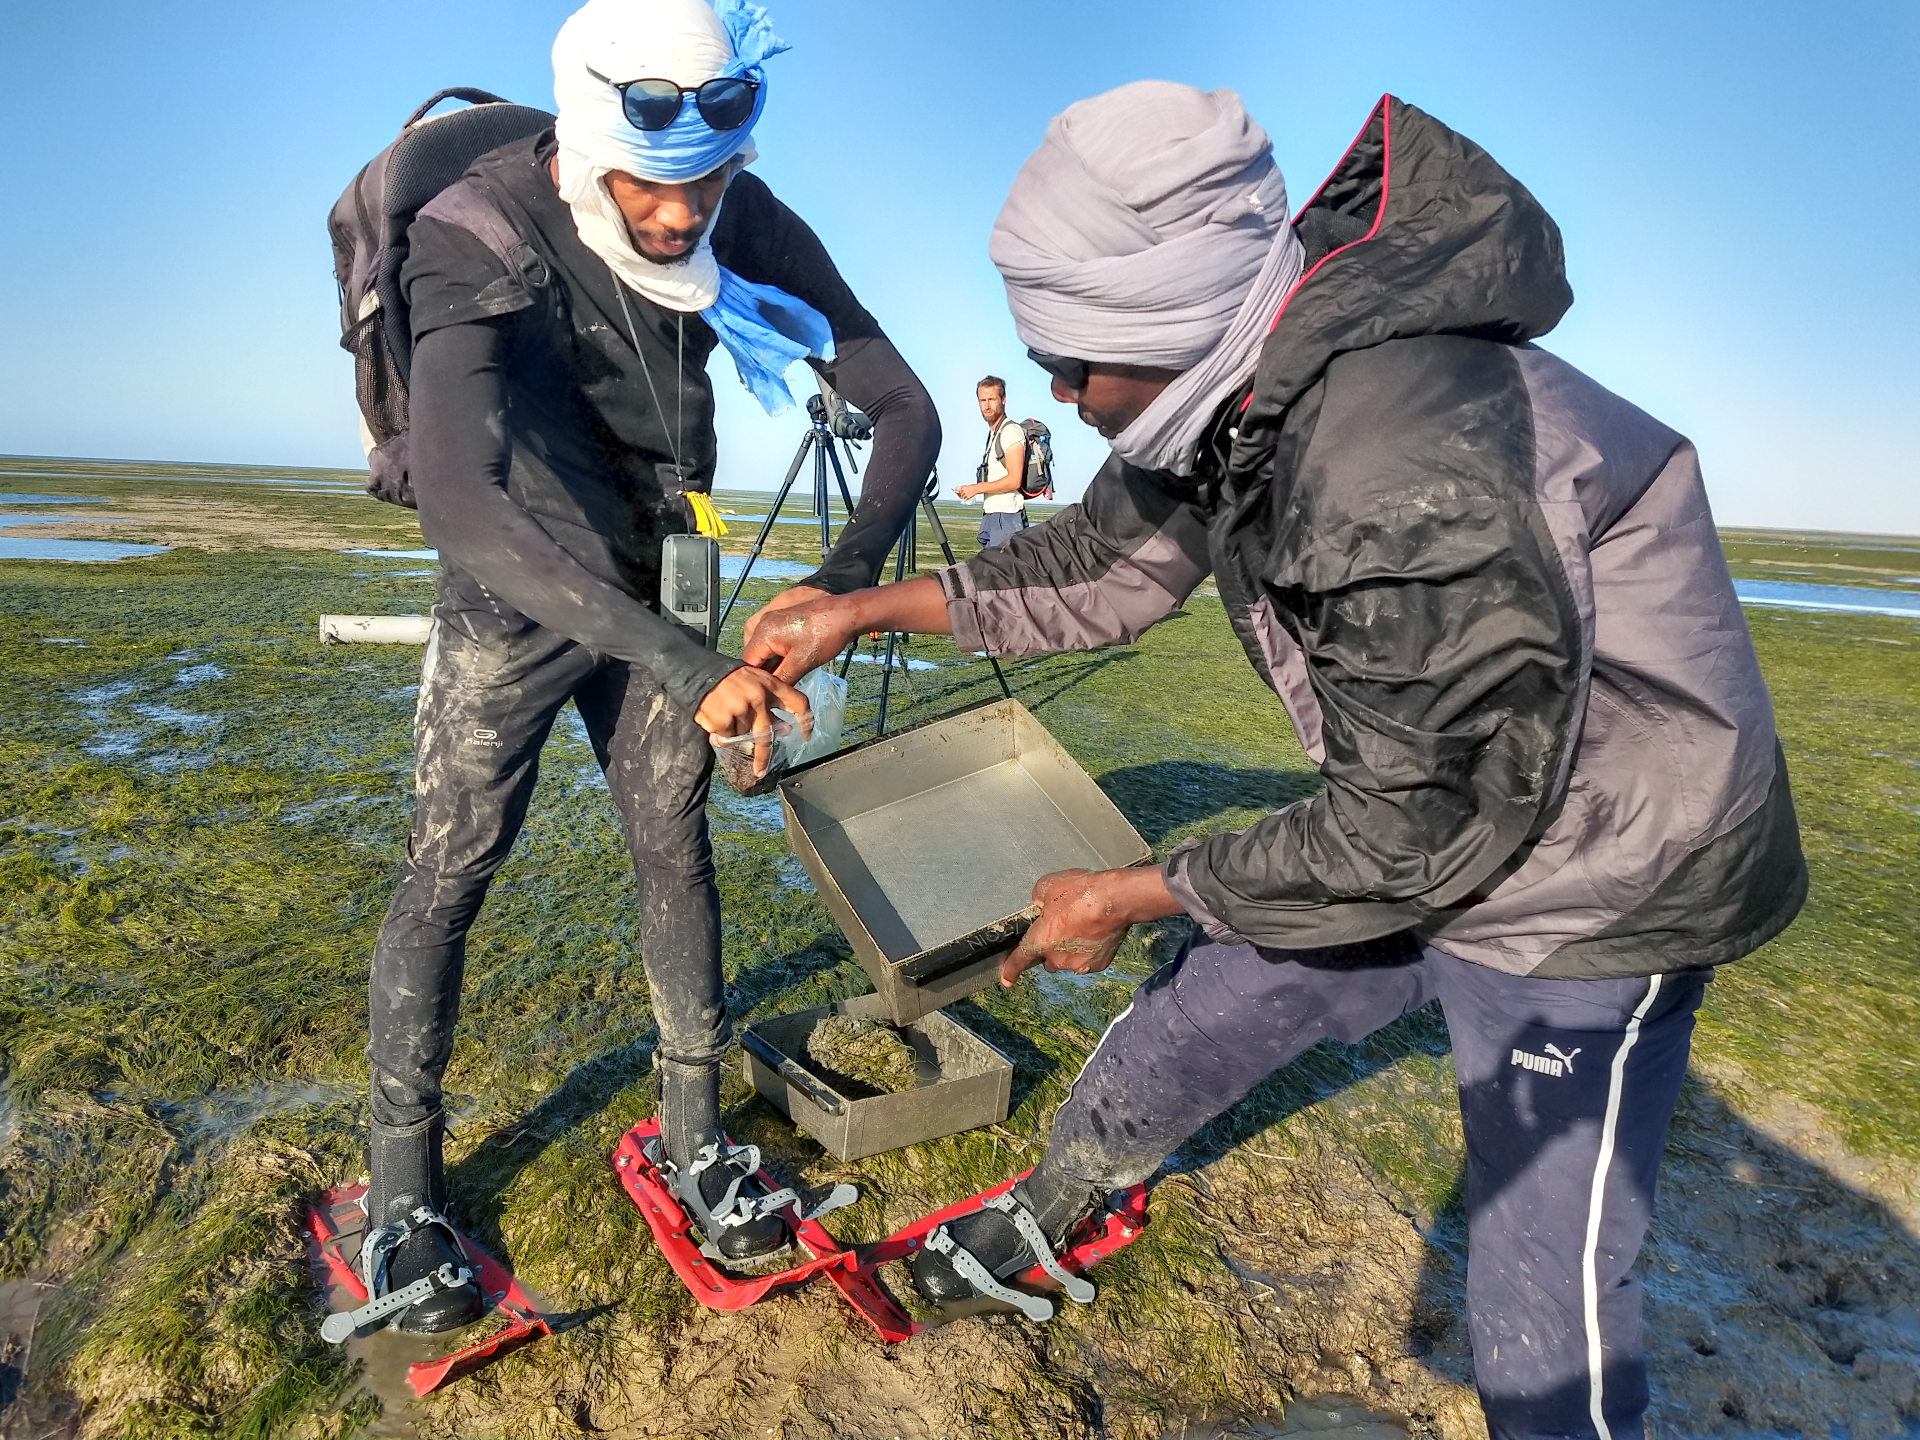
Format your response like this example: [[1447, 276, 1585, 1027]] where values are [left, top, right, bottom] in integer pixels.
[[0, 459, 1913, 1439]]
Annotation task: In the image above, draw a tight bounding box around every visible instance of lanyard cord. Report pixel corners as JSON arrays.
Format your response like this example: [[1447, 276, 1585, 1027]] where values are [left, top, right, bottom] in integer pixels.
[[608, 265, 684, 480]]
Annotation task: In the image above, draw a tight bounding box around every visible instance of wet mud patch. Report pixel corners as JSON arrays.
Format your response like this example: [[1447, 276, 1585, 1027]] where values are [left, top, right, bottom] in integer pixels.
[[1641, 1083, 1920, 1436], [1177, 1396, 1413, 1437], [0, 499, 367, 553]]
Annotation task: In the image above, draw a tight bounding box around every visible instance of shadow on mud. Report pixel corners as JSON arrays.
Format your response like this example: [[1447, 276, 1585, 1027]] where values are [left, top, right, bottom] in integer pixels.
[[1098, 759, 1321, 847], [1013, 650, 1138, 715], [448, 1036, 659, 1266], [446, 927, 861, 1267], [1158, 1009, 1920, 1435]]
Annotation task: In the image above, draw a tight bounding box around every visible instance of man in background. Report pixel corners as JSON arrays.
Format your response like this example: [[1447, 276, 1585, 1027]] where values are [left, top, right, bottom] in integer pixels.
[[955, 374, 1027, 545]]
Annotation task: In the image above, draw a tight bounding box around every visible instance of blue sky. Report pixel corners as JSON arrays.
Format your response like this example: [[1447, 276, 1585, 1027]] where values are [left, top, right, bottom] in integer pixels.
[[0, 0, 1913, 533]]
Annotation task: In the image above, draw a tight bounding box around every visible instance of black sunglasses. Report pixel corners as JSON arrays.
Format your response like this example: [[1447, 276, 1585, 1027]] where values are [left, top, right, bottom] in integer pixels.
[[587, 66, 760, 133], [1027, 348, 1088, 391]]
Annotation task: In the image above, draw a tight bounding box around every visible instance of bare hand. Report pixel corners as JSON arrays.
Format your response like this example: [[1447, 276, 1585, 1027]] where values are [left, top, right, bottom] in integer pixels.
[[999, 866, 1182, 988], [693, 666, 811, 779], [954, 483, 982, 500], [741, 583, 827, 657], [740, 593, 864, 685]]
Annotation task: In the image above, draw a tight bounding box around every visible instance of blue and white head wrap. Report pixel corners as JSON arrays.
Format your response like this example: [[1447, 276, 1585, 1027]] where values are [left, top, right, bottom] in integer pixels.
[[552, 0, 833, 413]]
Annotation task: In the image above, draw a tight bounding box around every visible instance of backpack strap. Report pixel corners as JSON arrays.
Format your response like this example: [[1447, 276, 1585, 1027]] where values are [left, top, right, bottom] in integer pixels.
[[404, 89, 516, 127], [418, 180, 526, 273], [416, 180, 551, 313]]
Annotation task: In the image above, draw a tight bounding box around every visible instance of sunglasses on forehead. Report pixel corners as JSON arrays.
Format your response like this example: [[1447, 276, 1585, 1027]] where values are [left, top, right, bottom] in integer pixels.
[[1027, 348, 1088, 391], [587, 65, 760, 133]]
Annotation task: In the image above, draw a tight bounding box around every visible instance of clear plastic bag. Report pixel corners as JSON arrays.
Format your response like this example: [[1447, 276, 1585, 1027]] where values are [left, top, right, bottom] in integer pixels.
[[773, 667, 846, 770], [710, 666, 848, 796]]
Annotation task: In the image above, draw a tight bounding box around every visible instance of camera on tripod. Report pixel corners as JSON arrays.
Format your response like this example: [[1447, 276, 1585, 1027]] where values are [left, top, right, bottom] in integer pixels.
[[809, 384, 873, 442]]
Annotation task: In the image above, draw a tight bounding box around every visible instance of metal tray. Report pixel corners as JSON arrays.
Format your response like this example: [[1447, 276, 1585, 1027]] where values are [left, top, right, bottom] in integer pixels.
[[741, 992, 1013, 1160], [779, 699, 1152, 1023]]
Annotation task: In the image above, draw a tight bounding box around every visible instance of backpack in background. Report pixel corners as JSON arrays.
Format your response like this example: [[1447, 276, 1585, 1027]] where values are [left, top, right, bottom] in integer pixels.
[[1014, 418, 1055, 499], [979, 418, 1056, 501], [328, 89, 553, 507]]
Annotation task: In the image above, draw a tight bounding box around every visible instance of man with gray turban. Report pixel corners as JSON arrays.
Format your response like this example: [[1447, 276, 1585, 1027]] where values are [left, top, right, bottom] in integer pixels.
[[357, 0, 939, 1333], [747, 84, 1801, 1440]]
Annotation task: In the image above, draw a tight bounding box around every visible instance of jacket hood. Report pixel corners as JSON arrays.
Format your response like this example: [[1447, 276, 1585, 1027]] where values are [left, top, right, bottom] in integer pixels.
[[1233, 96, 1573, 463]]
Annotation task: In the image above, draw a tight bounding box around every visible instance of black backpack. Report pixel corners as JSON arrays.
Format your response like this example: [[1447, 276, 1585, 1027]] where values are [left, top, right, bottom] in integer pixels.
[[979, 418, 1055, 500], [328, 89, 553, 506]]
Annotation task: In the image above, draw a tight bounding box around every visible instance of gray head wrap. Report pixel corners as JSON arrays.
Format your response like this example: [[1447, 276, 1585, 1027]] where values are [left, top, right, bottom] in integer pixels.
[[990, 81, 1304, 474]]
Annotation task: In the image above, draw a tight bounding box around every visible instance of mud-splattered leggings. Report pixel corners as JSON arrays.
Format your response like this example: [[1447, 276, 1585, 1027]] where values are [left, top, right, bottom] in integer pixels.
[[367, 599, 725, 1133], [1044, 935, 1710, 1440]]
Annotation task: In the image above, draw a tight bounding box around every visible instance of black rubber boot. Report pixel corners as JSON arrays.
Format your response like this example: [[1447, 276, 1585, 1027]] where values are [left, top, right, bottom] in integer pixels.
[[659, 1057, 788, 1262], [366, 1114, 484, 1334], [911, 1163, 1102, 1305]]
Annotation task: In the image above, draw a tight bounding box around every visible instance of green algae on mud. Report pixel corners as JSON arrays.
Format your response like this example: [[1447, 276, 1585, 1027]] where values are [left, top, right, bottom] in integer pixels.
[[0, 522, 1914, 1436]]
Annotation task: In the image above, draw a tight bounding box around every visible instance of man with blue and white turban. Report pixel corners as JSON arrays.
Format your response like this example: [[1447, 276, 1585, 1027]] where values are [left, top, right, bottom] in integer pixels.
[[360, 0, 939, 1332]]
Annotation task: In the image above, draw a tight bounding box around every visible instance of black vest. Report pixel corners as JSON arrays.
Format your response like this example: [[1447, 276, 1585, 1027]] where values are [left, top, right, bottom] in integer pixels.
[[450, 134, 729, 601]]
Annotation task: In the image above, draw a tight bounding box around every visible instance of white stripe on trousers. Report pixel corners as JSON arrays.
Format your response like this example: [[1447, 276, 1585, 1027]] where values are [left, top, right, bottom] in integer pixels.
[[1066, 1001, 1135, 1099], [1582, 973, 1663, 1440]]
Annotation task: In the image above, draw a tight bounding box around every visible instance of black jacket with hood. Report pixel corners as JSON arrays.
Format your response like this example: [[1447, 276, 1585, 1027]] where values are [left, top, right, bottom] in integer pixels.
[[936, 97, 1805, 979]]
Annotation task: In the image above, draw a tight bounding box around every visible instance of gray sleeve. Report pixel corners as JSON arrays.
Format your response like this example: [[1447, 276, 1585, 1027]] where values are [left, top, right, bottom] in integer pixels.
[[934, 454, 1212, 656]]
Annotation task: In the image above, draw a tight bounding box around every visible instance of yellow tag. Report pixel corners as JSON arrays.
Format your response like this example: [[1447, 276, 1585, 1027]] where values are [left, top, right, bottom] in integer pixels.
[[687, 492, 729, 539]]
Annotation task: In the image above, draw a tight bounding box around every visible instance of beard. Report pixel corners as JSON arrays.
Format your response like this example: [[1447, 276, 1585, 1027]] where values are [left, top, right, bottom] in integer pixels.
[[633, 227, 705, 267], [640, 244, 697, 267]]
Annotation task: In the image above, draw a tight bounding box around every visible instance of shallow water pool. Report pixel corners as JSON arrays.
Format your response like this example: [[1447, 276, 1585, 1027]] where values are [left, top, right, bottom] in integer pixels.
[[0, 537, 169, 561], [1733, 579, 1920, 617], [720, 555, 814, 580]]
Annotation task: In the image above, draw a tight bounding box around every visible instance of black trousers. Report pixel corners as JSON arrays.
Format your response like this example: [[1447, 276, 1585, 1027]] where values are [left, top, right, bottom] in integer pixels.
[[1048, 937, 1708, 1440], [367, 599, 725, 1129]]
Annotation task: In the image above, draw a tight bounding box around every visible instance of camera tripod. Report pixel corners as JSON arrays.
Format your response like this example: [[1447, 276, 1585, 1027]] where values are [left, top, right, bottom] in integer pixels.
[[861, 470, 1012, 737], [717, 394, 1012, 737], [716, 391, 860, 634]]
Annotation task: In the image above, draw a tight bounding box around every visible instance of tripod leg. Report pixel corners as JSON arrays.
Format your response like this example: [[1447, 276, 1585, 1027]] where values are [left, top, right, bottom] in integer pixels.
[[874, 518, 920, 736], [876, 629, 900, 737], [826, 443, 858, 519], [891, 535, 918, 698], [718, 438, 812, 633], [895, 635, 919, 701], [813, 436, 833, 559], [922, 495, 1013, 701]]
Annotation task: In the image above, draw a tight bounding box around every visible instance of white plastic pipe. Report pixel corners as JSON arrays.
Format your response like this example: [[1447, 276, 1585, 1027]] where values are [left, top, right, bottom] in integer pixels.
[[318, 614, 433, 644]]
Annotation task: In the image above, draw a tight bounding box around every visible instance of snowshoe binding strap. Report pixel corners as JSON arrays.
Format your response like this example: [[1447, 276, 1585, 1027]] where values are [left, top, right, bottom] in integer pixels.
[[322, 1260, 473, 1344], [798, 1182, 860, 1221], [981, 1188, 1096, 1305], [330, 1203, 474, 1343], [747, 1179, 860, 1222], [682, 1142, 858, 1226], [644, 1135, 859, 1237], [688, 1142, 777, 1230], [923, 1224, 1056, 1322]]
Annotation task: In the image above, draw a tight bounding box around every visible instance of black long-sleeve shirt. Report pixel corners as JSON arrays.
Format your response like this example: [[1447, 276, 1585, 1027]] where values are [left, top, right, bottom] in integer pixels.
[[400, 133, 940, 710]]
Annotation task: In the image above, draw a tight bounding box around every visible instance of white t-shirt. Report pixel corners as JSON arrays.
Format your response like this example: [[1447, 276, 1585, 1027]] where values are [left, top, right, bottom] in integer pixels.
[[982, 418, 1028, 514]]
